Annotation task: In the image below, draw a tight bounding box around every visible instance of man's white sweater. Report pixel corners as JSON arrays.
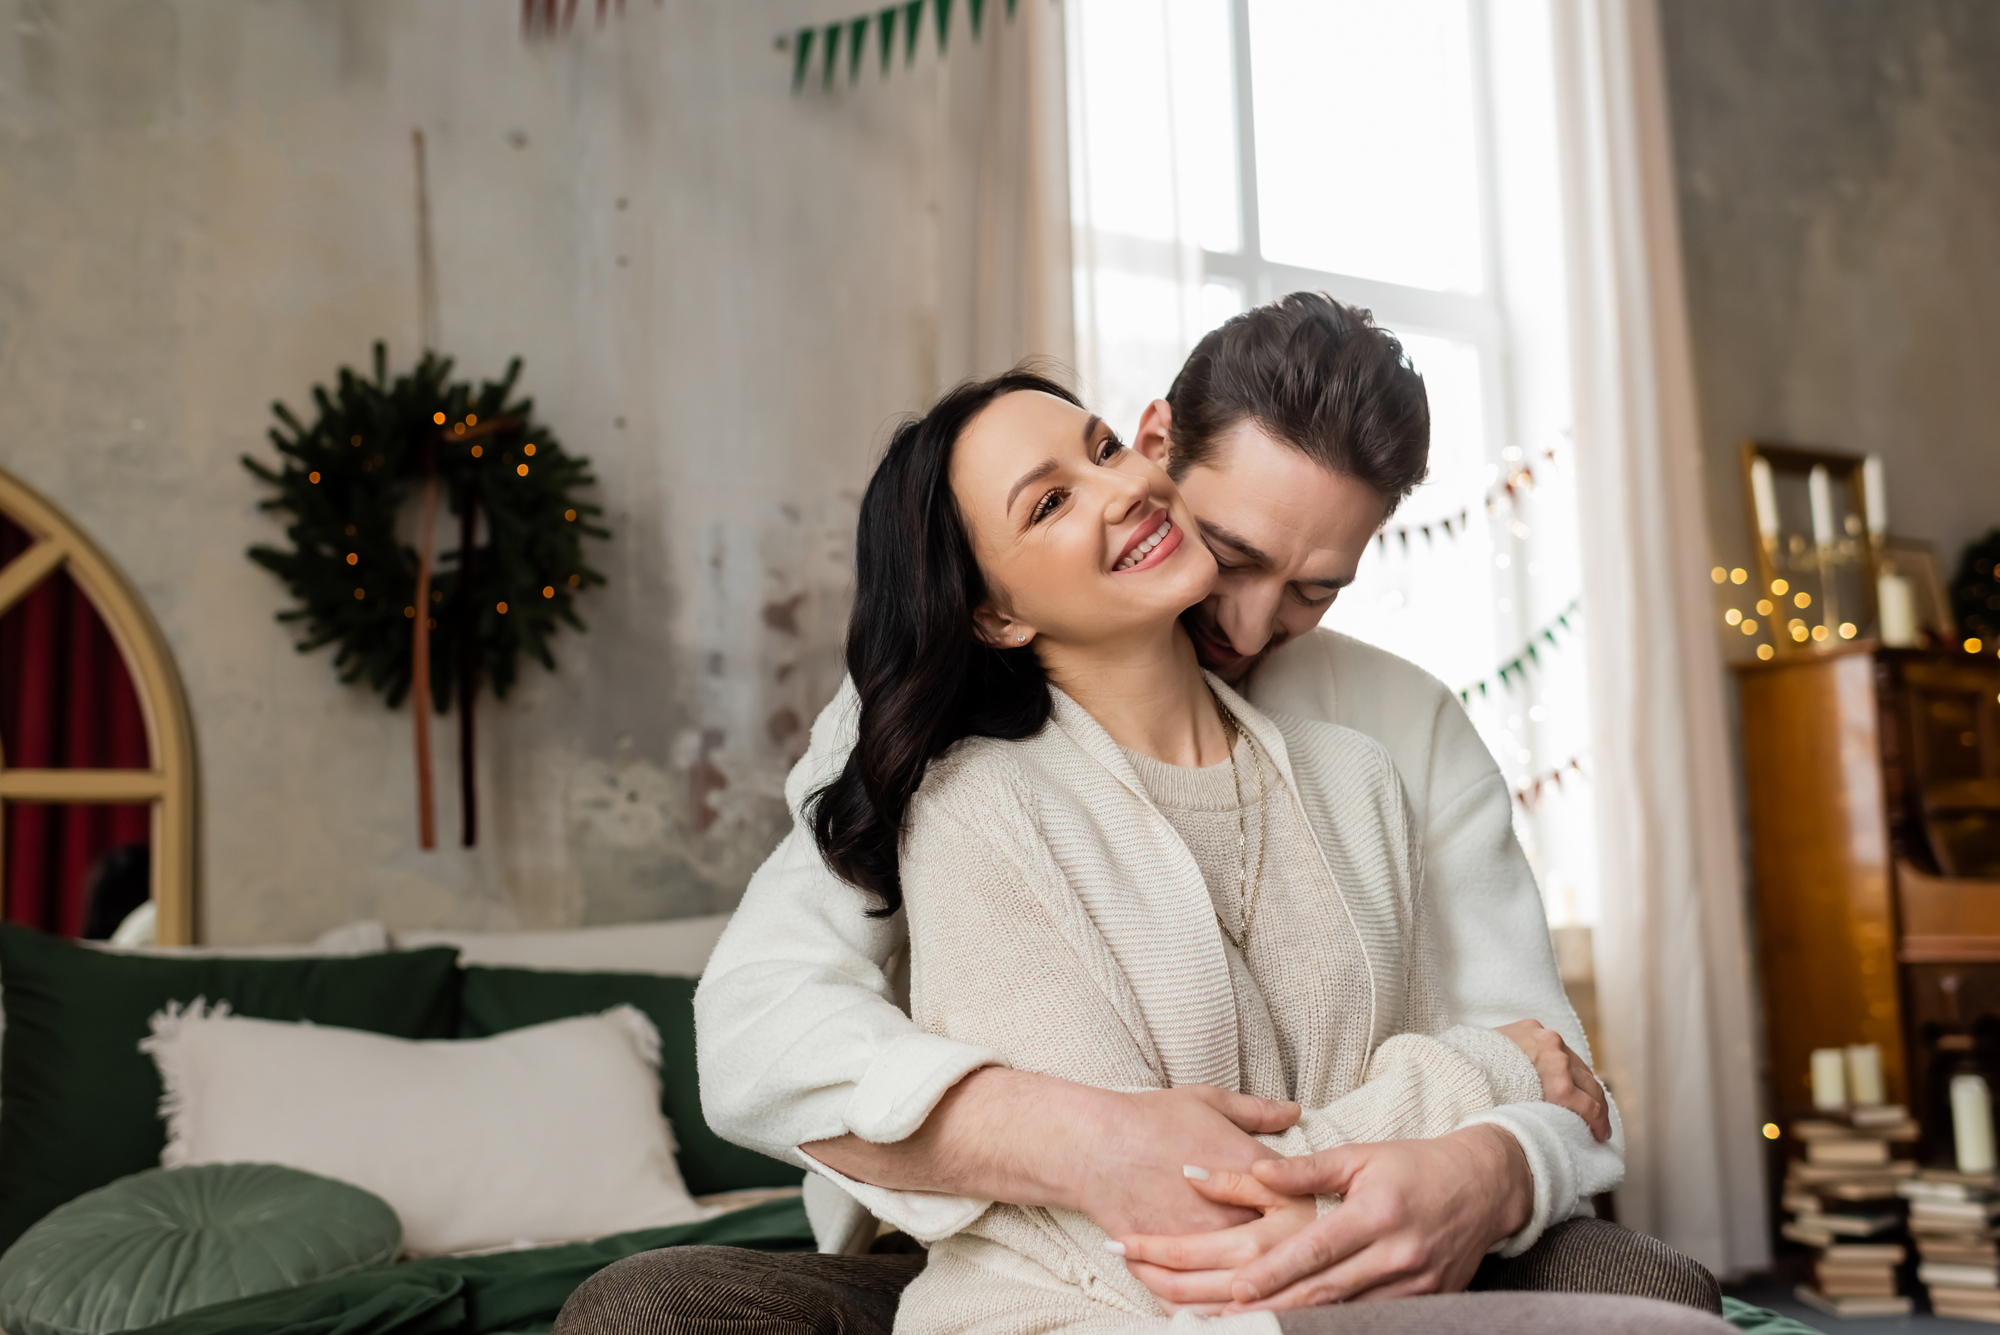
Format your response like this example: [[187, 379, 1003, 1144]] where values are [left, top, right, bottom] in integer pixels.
[[695, 628, 1623, 1249]]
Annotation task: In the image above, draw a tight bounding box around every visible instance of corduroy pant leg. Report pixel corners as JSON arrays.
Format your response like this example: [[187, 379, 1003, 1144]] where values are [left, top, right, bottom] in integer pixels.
[[554, 1246, 927, 1335], [1276, 1292, 1734, 1335], [1469, 1218, 1723, 1313]]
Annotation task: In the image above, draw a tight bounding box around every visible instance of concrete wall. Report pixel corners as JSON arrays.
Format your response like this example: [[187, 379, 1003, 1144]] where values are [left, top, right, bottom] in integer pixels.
[[1659, 0, 2000, 646], [0, 2, 994, 943]]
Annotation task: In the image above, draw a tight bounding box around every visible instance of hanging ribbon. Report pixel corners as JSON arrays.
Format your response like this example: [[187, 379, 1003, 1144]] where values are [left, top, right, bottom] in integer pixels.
[[520, 0, 625, 39], [1457, 598, 1582, 703], [411, 459, 440, 849], [1513, 757, 1586, 812], [787, 0, 1023, 91], [1375, 447, 1562, 555]]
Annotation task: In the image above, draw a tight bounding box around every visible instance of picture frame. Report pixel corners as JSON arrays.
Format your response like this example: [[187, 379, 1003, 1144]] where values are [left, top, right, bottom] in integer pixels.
[[1880, 536, 1958, 648]]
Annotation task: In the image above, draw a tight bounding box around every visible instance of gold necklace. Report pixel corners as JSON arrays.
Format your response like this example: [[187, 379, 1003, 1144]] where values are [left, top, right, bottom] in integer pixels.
[[1210, 691, 1268, 951]]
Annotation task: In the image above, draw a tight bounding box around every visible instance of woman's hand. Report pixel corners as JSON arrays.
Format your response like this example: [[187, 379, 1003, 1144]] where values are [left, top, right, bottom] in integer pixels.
[[1105, 1165, 1316, 1314], [1494, 1018, 1611, 1141]]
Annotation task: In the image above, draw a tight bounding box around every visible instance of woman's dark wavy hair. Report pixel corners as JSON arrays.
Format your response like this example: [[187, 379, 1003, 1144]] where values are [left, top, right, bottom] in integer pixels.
[[810, 368, 1079, 915]]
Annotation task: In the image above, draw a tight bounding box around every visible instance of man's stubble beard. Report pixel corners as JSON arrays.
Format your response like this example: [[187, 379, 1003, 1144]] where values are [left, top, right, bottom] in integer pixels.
[[1179, 605, 1283, 687]]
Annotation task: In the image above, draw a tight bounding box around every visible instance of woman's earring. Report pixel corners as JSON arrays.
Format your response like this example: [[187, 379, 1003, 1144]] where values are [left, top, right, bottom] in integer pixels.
[[1017, 633, 1028, 643]]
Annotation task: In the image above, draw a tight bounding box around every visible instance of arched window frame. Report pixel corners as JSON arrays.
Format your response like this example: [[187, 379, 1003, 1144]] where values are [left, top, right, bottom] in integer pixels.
[[0, 468, 197, 944]]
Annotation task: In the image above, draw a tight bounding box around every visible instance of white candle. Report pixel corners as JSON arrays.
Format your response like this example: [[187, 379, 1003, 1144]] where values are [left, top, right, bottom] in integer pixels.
[[1863, 455, 1887, 539], [1811, 1047, 1848, 1110], [1751, 457, 1780, 541], [1809, 465, 1835, 550], [1879, 574, 1917, 647], [1954, 1074, 1997, 1175], [1846, 1044, 1885, 1106]]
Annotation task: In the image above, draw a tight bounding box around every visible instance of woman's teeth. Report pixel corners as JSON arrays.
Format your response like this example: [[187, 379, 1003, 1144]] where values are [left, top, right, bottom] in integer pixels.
[[1115, 518, 1174, 572]]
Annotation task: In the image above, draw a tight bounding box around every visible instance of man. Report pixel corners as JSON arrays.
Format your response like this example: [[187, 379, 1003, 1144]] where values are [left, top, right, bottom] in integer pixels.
[[560, 295, 1714, 1335]]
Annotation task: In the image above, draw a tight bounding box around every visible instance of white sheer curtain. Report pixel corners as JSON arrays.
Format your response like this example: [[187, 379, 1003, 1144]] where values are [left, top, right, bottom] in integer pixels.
[[1064, 0, 1236, 435], [1551, 0, 1769, 1277], [933, 0, 1076, 382]]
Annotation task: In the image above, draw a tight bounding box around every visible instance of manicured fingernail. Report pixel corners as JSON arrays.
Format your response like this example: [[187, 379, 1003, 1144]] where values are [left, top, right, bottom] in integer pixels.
[[1103, 1239, 1127, 1256], [1235, 1283, 1260, 1302], [1183, 1164, 1211, 1181]]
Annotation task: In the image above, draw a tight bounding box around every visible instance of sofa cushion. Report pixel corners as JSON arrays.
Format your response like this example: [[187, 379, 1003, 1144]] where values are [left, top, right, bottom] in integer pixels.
[[458, 966, 802, 1197], [397, 914, 731, 976], [144, 1004, 705, 1257], [0, 925, 460, 1254], [0, 1164, 400, 1335]]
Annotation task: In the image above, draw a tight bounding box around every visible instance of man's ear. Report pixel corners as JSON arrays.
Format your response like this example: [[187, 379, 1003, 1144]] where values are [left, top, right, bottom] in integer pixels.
[[1134, 399, 1173, 469], [971, 602, 1032, 650]]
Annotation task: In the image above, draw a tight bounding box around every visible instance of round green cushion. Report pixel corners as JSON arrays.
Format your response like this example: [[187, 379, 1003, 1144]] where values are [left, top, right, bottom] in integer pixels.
[[0, 1163, 401, 1335]]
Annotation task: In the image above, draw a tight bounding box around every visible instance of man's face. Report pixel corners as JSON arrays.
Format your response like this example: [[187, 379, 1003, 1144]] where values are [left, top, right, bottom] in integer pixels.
[[1140, 411, 1390, 684]]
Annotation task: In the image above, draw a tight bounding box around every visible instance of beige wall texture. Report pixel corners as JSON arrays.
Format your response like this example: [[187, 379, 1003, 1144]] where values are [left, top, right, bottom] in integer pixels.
[[0, 1, 1046, 943], [1659, 0, 2000, 648]]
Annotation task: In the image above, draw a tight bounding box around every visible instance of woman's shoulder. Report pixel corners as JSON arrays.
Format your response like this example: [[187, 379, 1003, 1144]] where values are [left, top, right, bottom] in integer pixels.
[[909, 731, 1045, 823], [899, 733, 1071, 882]]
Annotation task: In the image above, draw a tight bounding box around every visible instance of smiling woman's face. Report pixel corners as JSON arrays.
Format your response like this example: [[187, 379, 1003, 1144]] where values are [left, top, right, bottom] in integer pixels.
[[949, 390, 1216, 652]]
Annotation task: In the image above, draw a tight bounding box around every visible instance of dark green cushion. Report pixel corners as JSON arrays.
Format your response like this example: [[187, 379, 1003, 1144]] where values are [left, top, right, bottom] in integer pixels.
[[458, 966, 801, 1196], [0, 925, 461, 1254], [0, 1164, 401, 1335]]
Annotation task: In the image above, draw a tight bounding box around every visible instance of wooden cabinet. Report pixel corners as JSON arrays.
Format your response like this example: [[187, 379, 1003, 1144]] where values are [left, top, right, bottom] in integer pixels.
[[1736, 646, 2000, 1132]]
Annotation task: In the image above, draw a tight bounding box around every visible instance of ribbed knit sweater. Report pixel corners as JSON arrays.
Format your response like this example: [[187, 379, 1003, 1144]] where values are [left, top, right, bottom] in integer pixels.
[[885, 679, 1546, 1335], [1124, 738, 1376, 1112]]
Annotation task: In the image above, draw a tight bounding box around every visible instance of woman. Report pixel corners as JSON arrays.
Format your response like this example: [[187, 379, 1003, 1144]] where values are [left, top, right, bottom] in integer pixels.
[[810, 370, 1561, 1334]]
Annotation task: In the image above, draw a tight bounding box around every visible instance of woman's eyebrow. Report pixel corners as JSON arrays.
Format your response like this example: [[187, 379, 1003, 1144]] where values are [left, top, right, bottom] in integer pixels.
[[1006, 458, 1060, 515]]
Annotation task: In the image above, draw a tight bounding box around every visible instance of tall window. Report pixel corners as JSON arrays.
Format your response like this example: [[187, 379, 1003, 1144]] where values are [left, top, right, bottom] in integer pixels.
[[1069, 0, 1597, 925]]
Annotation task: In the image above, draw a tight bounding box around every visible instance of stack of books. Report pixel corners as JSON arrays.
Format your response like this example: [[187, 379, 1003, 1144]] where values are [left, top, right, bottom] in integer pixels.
[[1784, 1107, 1918, 1319], [1905, 1171, 2000, 1323]]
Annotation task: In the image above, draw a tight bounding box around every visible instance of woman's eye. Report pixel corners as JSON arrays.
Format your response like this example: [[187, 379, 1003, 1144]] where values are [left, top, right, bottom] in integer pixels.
[[1095, 435, 1126, 464], [1030, 489, 1066, 524]]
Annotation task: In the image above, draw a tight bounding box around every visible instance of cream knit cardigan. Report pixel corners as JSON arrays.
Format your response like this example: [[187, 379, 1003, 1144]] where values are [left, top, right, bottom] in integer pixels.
[[699, 630, 1624, 1256], [878, 677, 1551, 1335]]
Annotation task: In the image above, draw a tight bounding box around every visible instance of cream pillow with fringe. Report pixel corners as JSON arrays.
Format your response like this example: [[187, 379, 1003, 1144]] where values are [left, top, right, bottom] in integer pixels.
[[141, 1002, 706, 1256]]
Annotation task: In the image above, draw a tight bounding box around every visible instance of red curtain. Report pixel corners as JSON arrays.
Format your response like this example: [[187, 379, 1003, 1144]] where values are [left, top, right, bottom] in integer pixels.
[[0, 516, 150, 935]]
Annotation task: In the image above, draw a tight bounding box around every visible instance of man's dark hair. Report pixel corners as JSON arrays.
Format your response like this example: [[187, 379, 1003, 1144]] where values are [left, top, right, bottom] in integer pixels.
[[1163, 292, 1430, 514]]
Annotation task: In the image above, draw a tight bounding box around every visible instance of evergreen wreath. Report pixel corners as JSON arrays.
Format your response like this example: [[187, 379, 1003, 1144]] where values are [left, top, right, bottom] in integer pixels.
[[1953, 528, 2000, 647], [243, 343, 608, 711]]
